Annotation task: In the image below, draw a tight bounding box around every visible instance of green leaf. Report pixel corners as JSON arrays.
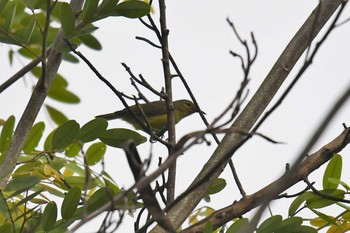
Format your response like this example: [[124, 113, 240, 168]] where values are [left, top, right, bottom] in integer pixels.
[[0, 115, 15, 155], [15, 160, 42, 173], [290, 225, 317, 233], [77, 118, 108, 142], [64, 161, 85, 176], [42, 201, 57, 231], [0, 223, 12, 233], [60, 2, 75, 36], [61, 186, 81, 220], [46, 105, 69, 126], [206, 178, 226, 195], [78, 33, 102, 50], [50, 157, 67, 171], [63, 52, 79, 63], [73, 24, 99, 37], [102, 172, 121, 194], [288, 192, 315, 216], [306, 189, 345, 209], [3, 2, 16, 31], [44, 129, 55, 151], [4, 175, 40, 192], [309, 209, 338, 228], [63, 176, 97, 190], [323, 154, 342, 189], [275, 217, 303, 233], [80, 0, 99, 23], [99, 128, 146, 148], [20, 17, 36, 44], [115, 1, 150, 18], [86, 142, 106, 166], [257, 215, 282, 233], [65, 143, 81, 157], [23, 121, 45, 153], [203, 221, 213, 233], [327, 177, 350, 191], [48, 86, 80, 103], [15, 188, 42, 206], [51, 120, 80, 150], [0, 0, 9, 15], [98, 0, 119, 16], [41, 69, 69, 88], [226, 218, 249, 233], [86, 187, 115, 213], [8, 49, 13, 65], [39, 183, 65, 198]]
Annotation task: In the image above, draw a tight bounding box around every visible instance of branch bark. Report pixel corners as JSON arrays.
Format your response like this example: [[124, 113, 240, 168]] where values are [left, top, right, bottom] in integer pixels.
[[0, 0, 85, 181], [158, 0, 177, 202], [150, 0, 345, 232], [181, 127, 350, 233]]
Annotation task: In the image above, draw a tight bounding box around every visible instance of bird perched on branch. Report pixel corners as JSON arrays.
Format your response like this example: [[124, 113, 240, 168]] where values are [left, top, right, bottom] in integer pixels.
[[96, 99, 201, 136]]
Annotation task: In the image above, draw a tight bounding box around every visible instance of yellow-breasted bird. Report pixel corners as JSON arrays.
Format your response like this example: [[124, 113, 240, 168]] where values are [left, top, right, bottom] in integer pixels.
[[96, 99, 200, 136]]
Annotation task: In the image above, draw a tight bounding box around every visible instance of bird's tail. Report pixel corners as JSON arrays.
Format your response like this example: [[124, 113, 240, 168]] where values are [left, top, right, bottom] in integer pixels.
[[95, 112, 119, 120]]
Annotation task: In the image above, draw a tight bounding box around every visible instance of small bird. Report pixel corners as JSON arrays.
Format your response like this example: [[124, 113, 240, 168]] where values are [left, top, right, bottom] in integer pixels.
[[96, 99, 200, 136]]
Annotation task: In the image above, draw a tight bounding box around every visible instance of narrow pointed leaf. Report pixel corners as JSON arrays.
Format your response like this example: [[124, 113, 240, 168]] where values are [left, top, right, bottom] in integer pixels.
[[46, 105, 69, 126], [80, 0, 99, 23], [0, 0, 9, 15], [306, 189, 345, 209], [21, 17, 36, 44], [60, 2, 75, 36], [78, 33, 102, 50], [323, 154, 342, 189], [99, 0, 118, 16], [23, 121, 45, 153], [48, 86, 80, 103], [3, 2, 16, 31], [4, 175, 40, 192], [288, 192, 315, 216], [0, 115, 15, 155]]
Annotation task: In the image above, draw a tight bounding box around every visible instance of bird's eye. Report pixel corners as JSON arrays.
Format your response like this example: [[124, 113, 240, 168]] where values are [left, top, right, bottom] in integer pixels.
[[185, 102, 192, 107]]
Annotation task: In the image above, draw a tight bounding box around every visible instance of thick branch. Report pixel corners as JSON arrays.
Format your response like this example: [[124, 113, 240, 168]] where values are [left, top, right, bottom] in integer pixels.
[[150, 0, 345, 231], [182, 127, 350, 232], [0, 1, 85, 181]]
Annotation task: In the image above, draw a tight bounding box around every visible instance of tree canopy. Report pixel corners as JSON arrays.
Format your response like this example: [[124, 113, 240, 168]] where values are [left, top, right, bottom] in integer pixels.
[[1, 0, 350, 233]]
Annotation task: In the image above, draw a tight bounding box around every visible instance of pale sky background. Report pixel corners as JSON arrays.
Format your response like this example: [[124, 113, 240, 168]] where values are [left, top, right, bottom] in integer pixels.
[[1, 0, 350, 232]]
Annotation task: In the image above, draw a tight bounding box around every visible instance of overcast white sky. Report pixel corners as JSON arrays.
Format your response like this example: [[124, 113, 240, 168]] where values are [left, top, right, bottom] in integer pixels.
[[1, 0, 350, 232]]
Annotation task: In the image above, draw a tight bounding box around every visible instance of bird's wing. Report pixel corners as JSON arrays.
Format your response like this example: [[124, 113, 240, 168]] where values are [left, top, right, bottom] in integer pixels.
[[130, 101, 168, 117]]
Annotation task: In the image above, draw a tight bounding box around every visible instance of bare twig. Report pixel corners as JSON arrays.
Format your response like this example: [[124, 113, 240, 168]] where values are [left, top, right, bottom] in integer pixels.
[[149, 1, 345, 232], [157, 0, 177, 203], [181, 125, 350, 233]]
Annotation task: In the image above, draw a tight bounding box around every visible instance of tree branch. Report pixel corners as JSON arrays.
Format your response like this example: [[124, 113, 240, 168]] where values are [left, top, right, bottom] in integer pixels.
[[181, 126, 350, 233], [150, 0, 345, 231], [0, 0, 85, 181]]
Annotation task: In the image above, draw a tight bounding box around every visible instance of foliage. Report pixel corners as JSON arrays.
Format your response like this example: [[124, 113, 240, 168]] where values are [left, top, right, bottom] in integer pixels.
[[0, 0, 150, 231], [0, 0, 349, 232]]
